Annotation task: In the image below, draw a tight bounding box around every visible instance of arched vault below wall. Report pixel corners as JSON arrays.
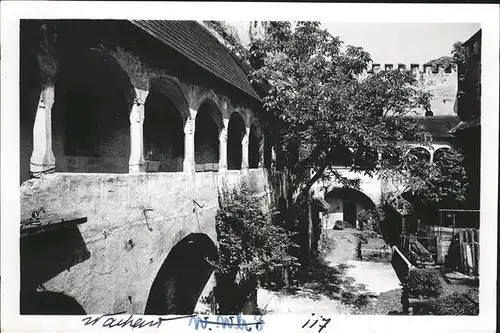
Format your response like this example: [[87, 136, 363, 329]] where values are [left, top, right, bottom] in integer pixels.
[[324, 188, 376, 229], [144, 233, 218, 315]]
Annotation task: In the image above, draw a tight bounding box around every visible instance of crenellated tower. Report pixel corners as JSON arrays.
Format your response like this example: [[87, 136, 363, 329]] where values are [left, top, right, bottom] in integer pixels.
[[367, 62, 458, 116]]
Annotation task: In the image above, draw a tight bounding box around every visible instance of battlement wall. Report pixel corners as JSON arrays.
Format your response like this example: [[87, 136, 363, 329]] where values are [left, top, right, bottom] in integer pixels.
[[367, 63, 458, 116], [369, 63, 457, 75]]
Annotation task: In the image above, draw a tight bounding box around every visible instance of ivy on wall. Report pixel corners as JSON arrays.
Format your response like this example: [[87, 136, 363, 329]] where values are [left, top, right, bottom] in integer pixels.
[[37, 23, 58, 88], [214, 181, 298, 314]]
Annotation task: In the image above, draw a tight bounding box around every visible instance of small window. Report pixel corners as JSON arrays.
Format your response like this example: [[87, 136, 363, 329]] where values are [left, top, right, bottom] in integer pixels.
[[473, 41, 479, 55]]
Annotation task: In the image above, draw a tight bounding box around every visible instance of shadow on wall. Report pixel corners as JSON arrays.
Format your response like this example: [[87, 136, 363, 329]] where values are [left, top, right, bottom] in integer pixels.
[[21, 291, 86, 315], [144, 233, 218, 315], [20, 224, 91, 293]]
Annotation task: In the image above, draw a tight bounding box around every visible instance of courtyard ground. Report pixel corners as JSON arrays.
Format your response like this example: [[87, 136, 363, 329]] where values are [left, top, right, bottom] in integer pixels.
[[257, 229, 403, 315]]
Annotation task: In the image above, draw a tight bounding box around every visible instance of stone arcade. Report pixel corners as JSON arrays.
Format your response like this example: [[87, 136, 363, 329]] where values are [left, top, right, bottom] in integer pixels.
[[20, 20, 273, 315]]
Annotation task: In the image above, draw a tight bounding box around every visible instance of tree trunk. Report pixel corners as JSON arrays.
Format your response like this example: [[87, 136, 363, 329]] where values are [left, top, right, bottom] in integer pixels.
[[215, 270, 239, 314], [241, 275, 258, 315]]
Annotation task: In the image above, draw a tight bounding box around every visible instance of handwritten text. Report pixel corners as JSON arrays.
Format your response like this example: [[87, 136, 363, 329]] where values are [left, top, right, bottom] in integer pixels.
[[82, 312, 196, 329], [189, 315, 265, 331]]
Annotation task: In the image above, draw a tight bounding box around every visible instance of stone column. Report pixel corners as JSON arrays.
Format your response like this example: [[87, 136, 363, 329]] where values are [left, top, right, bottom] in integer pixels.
[[30, 86, 56, 175], [129, 88, 149, 173], [241, 127, 250, 171], [258, 136, 265, 168], [218, 118, 229, 172], [377, 151, 383, 169], [183, 108, 197, 173]]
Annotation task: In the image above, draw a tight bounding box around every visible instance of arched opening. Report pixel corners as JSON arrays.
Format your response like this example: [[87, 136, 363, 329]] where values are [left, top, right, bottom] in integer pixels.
[[324, 188, 375, 229], [331, 146, 354, 167], [20, 291, 86, 315], [248, 122, 263, 169], [143, 79, 188, 172], [408, 147, 431, 163], [20, 21, 45, 183], [353, 148, 379, 169], [144, 233, 218, 315], [53, 49, 135, 173], [263, 130, 273, 168], [227, 112, 246, 170], [195, 100, 222, 172], [433, 147, 451, 163]]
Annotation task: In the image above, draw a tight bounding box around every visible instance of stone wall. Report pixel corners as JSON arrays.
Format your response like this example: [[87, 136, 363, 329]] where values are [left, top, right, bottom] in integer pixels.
[[418, 71, 458, 116], [20, 169, 268, 314]]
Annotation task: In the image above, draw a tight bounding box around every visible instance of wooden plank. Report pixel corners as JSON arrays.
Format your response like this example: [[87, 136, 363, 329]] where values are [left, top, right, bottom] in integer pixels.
[[477, 229, 480, 274], [474, 229, 479, 275], [21, 216, 87, 237], [464, 230, 469, 272], [458, 231, 465, 273], [470, 230, 476, 274]]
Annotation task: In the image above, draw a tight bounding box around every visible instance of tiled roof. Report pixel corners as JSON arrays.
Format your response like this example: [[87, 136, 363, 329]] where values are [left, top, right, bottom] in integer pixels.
[[129, 20, 261, 101], [415, 115, 462, 138], [312, 196, 330, 212], [449, 117, 481, 133]]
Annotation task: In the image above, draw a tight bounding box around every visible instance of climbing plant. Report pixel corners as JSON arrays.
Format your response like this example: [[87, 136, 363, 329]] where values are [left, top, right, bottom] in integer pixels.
[[37, 23, 58, 88], [214, 181, 298, 314]]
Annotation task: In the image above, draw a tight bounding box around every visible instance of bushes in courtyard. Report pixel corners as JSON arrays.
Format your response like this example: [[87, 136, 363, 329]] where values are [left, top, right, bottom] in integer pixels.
[[357, 206, 385, 241], [214, 181, 298, 314], [406, 269, 443, 299], [426, 290, 479, 315]]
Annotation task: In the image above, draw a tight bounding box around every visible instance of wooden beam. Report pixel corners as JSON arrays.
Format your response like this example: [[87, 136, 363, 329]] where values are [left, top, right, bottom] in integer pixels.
[[21, 216, 87, 237]]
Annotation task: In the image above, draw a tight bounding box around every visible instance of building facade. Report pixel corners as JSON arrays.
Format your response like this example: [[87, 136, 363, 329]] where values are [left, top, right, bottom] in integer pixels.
[[317, 63, 460, 230], [20, 20, 279, 315], [450, 29, 481, 209]]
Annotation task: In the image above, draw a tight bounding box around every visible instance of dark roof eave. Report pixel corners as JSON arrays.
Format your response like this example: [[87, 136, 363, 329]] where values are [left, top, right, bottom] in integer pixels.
[[129, 20, 261, 103], [448, 117, 481, 134]]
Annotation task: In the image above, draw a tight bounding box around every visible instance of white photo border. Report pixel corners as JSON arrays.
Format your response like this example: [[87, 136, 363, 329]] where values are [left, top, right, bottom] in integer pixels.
[[1, 2, 498, 333]]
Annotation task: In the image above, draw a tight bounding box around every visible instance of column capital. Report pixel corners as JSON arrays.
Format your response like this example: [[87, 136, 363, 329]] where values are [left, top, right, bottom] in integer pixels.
[[134, 88, 149, 105]]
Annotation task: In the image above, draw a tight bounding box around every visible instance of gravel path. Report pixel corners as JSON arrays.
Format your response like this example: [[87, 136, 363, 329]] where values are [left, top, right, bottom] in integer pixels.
[[258, 229, 403, 315]]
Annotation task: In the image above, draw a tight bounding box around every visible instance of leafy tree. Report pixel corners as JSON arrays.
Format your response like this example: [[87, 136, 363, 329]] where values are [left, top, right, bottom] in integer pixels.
[[424, 56, 454, 71], [208, 21, 468, 263], [245, 22, 434, 226], [399, 148, 468, 210]]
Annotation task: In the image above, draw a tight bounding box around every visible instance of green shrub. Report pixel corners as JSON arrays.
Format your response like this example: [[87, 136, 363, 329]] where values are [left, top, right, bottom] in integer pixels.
[[426, 291, 479, 315], [357, 206, 385, 244], [215, 181, 298, 313], [406, 269, 443, 299], [318, 231, 336, 259]]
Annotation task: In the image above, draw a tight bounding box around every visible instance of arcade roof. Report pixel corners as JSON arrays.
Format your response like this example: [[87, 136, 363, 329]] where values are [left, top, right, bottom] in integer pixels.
[[415, 115, 462, 138], [130, 20, 261, 102]]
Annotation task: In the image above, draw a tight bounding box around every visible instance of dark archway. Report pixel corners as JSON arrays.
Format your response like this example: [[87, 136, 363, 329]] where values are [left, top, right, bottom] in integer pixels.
[[433, 147, 451, 163], [144, 79, 188, 172], [227, 113, 246, 170], [195, 100, 222, 172], [53, 49, 135, 173], [408, 147, 431, 163], [325, 188, 376, 228], [144, 233, 218, 315], [20, 291, 86, 315], [331, 146, 354, 167], [20, 20, 46, 183], [248, 122, 263, 169]]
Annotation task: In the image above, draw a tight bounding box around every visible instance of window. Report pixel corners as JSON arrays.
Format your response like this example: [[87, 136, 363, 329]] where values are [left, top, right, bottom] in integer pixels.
[[473, 41, 479, 55]]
